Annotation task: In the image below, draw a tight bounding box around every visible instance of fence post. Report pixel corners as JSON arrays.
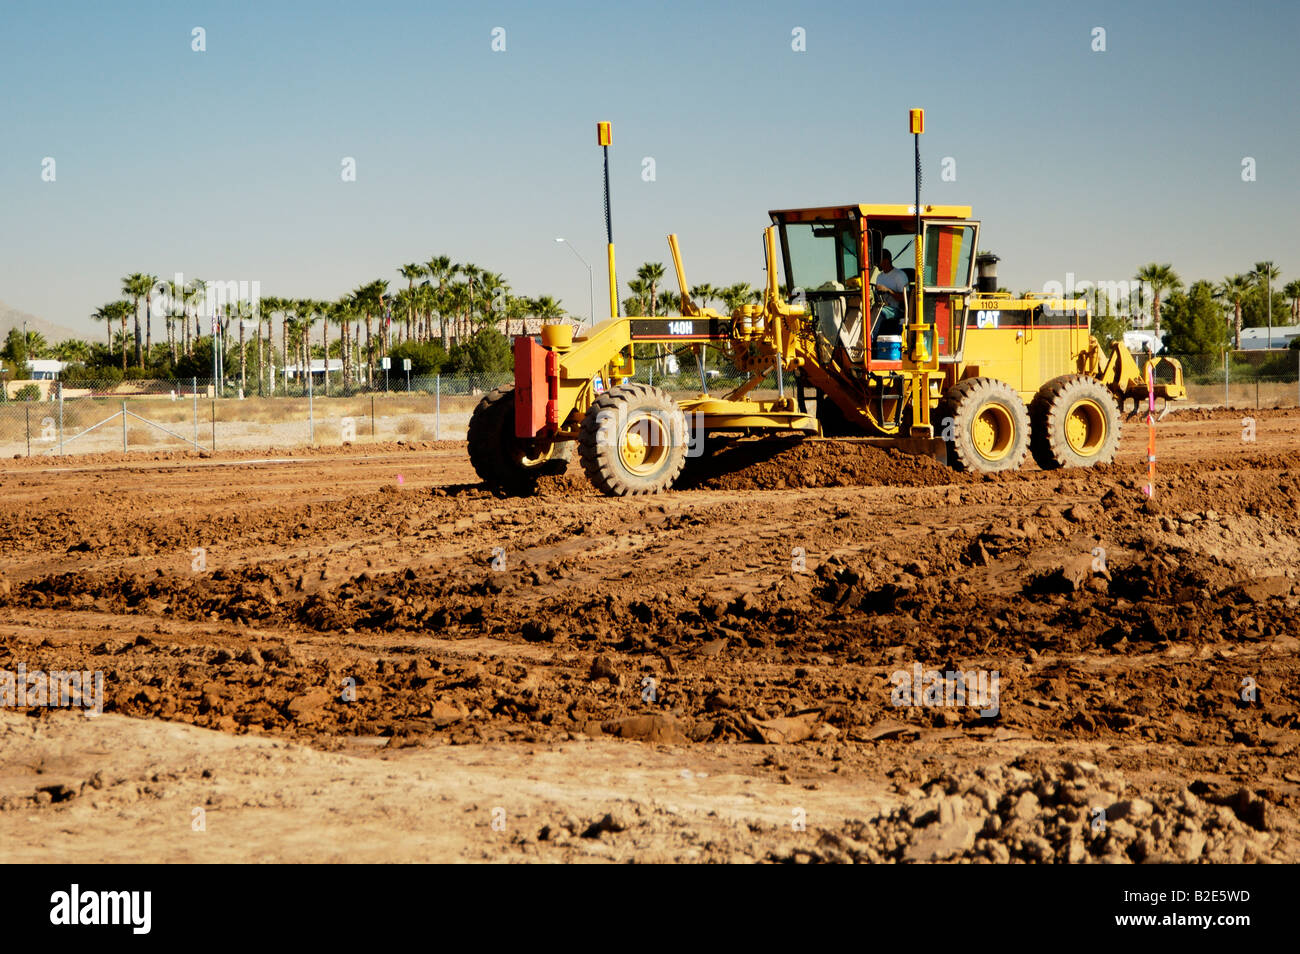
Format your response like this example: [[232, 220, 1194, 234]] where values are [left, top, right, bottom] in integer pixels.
[[211, 397, 216, 452], [1256, 369, 1260, 410], [25, 403, 31, 457], [371, 394, 376, 438], [121, 400, 128, 452], [1223, 353, 1229, 408], [57, 381, 64, 456], [308, 367, 314, 445], [435, 374, 441, 441], [192, 377, 198, 448]]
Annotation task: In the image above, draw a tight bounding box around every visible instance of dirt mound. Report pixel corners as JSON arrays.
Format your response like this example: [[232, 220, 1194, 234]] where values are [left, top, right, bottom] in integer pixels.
[[779, 760, 1279, 863], [679, 438, 959, 491]]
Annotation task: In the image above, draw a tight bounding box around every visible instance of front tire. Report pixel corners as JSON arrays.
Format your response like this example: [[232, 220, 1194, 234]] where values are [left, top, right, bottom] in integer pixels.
[[938, 377, 1030, 473], [467, 386, 571, 494], [579, 383, 688, 496]]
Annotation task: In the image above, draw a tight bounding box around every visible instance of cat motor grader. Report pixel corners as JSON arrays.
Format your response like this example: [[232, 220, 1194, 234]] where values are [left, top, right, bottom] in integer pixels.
[[468, 117, 1185, 496]]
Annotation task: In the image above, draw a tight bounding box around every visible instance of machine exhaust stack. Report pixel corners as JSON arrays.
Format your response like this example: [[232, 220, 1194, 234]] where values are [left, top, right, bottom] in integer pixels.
[[975, 252, 1001, 294]]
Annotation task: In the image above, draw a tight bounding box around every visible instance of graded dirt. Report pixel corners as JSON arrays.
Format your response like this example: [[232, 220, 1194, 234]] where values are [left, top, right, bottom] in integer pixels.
[[1, 408, 1298, 862]]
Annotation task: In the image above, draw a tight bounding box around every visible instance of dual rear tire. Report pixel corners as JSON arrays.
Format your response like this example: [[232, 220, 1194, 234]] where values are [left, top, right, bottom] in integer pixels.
[[939, 374, 1120, 473], [1029, 374, 1121, 470]]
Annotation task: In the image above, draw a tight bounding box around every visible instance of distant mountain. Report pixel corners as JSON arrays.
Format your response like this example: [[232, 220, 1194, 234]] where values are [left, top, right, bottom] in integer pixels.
[[0, 300, 83, 343]]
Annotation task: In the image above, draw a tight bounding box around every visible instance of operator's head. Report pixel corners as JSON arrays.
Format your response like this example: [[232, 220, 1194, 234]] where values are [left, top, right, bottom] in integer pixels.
[[880, 250, 893, 270]]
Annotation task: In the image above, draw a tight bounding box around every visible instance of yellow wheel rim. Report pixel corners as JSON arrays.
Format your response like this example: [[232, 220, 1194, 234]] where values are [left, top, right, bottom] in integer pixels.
[[971, 404, 1015, 462], [1064, 399, 1106, 455], [619, 415, 669, 475]]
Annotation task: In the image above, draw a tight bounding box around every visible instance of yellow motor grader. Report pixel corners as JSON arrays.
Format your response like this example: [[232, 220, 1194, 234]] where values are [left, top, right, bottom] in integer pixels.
[[468, 117, 1184, 496]]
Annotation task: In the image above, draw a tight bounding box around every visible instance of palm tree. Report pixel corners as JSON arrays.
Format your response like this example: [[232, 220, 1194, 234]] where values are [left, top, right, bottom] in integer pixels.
[[444, 282, 469, 349], [690, 283, 717, 311], [298, 300, 318, 393], [188, 278, 207, 356], [53, 338, 90, 363], [320, 300, 340, 395], [91, 303, 116, 353], [1284, 279, 1300, 324], [258, 296, 281, 393], [399, 264, 425, 342], [280, 299, 297, 394], [632, 264, 668, 373], [348, 282, 385, 387], [230, 298, 250, 391], [424, 255, 453, 345], [1253, 261, 1281, 345], [332, 296, 354, 389], [414, 283, 435, 344], [458, 263, 480, 340], [141, 273, 160, 366], [532, 295, 566, 329], [636, 263, 667, 317], [121, 273, 149, 368], [1217, 274, 1251, 351], [367, 280, 388, 384], [720, 282, 755, 313], [252, 294, 275, 395], [623, 278, 651, 317], [1253, 261, 1281, 285], [165, 279, 186, 367], [114, 299, 133, 371], [478, 271, 508, 333], [1134, 264, 1182, 338]]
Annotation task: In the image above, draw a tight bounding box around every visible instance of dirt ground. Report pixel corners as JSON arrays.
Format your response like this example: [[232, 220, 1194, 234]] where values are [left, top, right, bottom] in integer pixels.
[[1, 407, 1298, 863]]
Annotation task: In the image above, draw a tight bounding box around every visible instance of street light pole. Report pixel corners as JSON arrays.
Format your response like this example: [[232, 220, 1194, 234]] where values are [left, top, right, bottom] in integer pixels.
[[556, 238, 595, 328]]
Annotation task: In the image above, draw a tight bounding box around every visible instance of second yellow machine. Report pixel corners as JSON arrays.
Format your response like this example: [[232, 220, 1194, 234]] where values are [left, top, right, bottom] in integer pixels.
[[469, 116, 1185, 496]]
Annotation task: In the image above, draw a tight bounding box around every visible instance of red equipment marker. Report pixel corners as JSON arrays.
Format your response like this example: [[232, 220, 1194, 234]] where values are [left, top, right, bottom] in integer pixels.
[[1144, 364, 1156, 497]]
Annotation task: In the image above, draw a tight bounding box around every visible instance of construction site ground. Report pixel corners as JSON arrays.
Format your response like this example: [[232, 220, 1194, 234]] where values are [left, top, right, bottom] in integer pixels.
[[1, 406, 1298, 863]]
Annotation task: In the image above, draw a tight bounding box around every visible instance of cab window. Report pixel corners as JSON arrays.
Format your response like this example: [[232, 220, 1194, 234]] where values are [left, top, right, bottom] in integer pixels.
[[781, 221, 860, 291]]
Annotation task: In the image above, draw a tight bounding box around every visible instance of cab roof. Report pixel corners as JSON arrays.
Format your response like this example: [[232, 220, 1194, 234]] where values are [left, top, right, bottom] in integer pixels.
[[769, 204, 973, 221]]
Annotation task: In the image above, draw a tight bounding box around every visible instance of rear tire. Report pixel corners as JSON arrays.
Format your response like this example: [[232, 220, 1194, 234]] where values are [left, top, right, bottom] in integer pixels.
[[1029, 375, 1121, 469], [579, 383, 688, 496], [467, 386, 571, 494], [937, 377, 1030, 473]]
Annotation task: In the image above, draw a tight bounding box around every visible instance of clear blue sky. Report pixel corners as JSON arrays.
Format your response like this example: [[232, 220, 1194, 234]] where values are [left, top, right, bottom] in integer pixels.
[[1, 0, 1296, 335]]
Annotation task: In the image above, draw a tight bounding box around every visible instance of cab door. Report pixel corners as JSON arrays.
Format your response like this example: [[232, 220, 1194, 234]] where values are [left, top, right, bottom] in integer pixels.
[[921, 220, 979, 361]]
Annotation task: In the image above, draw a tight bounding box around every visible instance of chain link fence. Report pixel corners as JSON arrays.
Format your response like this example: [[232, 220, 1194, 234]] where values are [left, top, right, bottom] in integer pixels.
[[1, 353, 1294, 458], [0, 372, 516, 458], [1169, 350, 1300, 409]]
